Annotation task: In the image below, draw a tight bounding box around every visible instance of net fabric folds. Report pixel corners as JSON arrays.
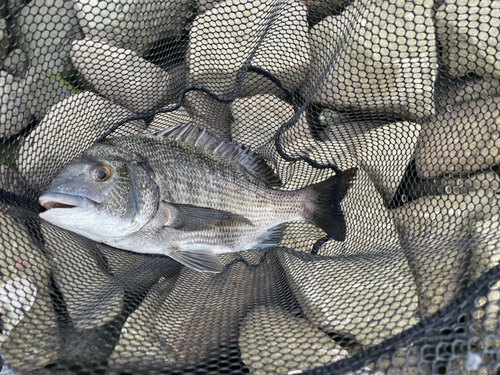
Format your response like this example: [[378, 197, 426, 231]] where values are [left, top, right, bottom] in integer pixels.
[[0, 0, 499, 374]]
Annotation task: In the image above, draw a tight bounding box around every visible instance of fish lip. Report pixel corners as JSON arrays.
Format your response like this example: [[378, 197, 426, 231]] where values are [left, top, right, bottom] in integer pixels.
[[39, 193, 94, 211]]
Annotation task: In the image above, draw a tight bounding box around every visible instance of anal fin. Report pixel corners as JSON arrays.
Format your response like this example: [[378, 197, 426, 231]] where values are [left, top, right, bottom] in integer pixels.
[[168, 249, 224, 273], [255, 224, 286, 248]]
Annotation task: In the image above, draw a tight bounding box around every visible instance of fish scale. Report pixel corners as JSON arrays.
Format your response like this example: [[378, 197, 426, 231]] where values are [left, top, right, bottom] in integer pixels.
[[39, 124, 357, 273], [107, 136, 295, 226]]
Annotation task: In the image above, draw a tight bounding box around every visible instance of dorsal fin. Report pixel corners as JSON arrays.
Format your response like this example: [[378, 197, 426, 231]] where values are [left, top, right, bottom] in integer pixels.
[[149, 123, 282, 187]]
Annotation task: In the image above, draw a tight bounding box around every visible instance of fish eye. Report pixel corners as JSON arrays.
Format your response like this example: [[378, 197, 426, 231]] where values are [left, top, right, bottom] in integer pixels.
[[91, 165, 111, 182]]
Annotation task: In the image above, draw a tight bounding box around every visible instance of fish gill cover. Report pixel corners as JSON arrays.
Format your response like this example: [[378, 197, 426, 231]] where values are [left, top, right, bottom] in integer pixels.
[[0, 0, 499, 374]]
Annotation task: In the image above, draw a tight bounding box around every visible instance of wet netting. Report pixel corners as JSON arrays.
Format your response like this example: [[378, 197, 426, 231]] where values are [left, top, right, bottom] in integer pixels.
[[0, 0, 499, 374]]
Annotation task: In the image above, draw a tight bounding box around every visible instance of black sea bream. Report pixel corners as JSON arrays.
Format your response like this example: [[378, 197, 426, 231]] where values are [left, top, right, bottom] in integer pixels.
[[39, 124, 356, 272]]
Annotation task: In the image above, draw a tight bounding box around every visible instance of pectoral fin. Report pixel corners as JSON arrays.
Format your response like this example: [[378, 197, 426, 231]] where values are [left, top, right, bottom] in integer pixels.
[[168, 249, 224, 273], [162, 202, 253, 231]]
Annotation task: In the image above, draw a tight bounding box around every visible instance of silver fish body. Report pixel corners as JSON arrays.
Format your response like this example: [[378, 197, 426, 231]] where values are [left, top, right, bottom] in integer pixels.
[[39, 124, 356, 272]]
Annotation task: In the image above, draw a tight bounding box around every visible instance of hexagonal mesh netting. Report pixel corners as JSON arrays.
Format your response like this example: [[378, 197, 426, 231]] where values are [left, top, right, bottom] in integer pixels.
[[0, 0, 499, 374]]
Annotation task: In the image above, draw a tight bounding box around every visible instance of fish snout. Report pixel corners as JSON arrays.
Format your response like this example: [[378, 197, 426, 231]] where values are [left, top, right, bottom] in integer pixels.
[[39, 193, 92, 211]]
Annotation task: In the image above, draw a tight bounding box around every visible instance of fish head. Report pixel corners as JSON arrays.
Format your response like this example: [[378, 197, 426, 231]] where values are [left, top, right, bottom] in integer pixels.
[[39, 144, 159, 242]]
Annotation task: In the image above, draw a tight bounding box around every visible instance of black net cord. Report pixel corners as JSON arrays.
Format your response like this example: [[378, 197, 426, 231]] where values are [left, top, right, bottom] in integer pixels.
[[305, 262, 500, 374]]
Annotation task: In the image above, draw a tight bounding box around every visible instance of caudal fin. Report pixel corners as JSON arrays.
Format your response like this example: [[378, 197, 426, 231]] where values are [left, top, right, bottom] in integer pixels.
[[305, 168, 357, 241]]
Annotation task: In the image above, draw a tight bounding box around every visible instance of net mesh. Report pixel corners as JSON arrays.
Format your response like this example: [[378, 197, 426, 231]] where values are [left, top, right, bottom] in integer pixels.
[[0, 0, 499, 373]]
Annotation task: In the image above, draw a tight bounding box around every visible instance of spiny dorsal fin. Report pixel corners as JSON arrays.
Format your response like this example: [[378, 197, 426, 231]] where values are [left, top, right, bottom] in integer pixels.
[[150, 122, 282, 187]]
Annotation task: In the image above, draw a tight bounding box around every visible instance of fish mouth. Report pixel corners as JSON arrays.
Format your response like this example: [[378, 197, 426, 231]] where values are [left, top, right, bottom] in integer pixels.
[[39, 193, 93, 212]]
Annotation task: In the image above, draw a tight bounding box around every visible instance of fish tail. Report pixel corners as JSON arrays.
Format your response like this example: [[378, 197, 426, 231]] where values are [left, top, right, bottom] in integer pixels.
[[304, 167, 357, 242]]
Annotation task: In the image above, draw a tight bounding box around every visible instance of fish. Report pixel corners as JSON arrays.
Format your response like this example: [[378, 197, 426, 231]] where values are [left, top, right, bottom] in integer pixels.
[[39, 123, 357, 273]]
